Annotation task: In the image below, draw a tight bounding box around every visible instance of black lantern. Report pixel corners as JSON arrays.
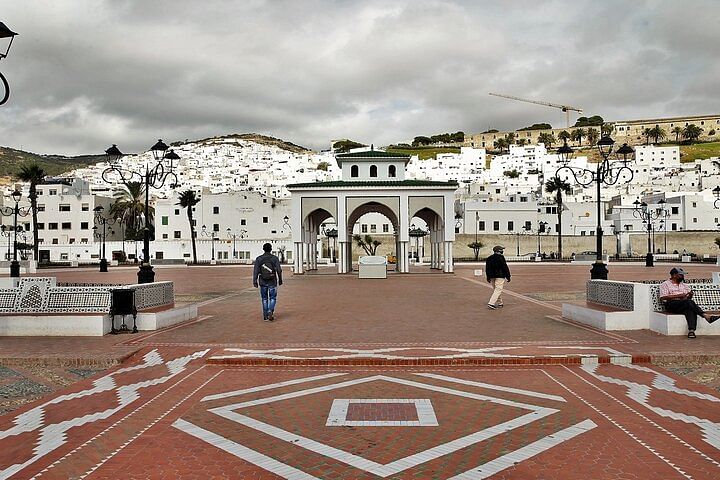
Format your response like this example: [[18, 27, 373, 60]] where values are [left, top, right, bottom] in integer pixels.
[[0, 22, 18, 60], [105, 144, 124, 164], [556, 142, 573, 164]]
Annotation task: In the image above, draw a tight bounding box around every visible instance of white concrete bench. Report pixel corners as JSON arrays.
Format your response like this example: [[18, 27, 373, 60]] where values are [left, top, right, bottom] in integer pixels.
[[649, 283, 720, 336]]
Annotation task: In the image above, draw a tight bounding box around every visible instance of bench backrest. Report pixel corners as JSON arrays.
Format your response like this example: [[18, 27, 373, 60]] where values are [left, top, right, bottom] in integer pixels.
[[651, 284, 720, 312]]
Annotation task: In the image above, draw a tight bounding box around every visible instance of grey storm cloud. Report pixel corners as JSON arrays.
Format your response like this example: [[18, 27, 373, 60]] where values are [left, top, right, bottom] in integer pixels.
[[0, 0, 718, 155]]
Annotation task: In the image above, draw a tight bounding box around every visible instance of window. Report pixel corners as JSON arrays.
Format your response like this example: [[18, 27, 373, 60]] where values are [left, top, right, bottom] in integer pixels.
[[81, 238, 88, 243], [60, 253, 69, 260], [493, 221, 500, 231], [672, 223, 677, 231], [174, 209, 180, 215], [37, 223, 45, 230], [213, 223, 219, 232], [351, 165, 359, 177], [49, 223, 58, 230], [525, 221, 532, 230], [370, 165, 378, 177], [241, 219, 246, 226], [262, 217, 268, 224], [161, 216, 168, 226], [69, 238, 75, 244], [62, 222, 71, 230], [693, 217, 697, 223], [479, 221, 485, 231], [508, 221, 514, 231], [692, 202, 697, 208], [383, 224, 389, 233], [37, 204, 45, 212], [671, 207, 679, 215], [213, 206, 220, 214], [162, 233, 168, 239], [80, 222, 89, 230], [388, 165, 396, 177], [81, 204, 89, 211], [49, 189, 57, 196], [174, 231, 181, 239], [495, 189, 501, 194], [52, 238, 59, 244], [361, 224, 368, 233], [520, 197, 527, 202], [370, 224, 377, 233]]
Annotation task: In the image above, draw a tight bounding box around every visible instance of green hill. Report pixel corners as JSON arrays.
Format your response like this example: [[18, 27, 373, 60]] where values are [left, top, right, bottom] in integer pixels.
[[0, 146, 104, 180]]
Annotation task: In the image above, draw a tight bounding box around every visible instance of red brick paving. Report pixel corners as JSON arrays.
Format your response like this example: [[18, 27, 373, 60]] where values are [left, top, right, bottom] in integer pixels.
[[2, 263, 720, 478]]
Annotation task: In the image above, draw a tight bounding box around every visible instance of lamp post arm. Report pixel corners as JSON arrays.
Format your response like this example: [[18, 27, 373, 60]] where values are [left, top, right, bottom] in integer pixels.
[[554, 165, 596, 188]]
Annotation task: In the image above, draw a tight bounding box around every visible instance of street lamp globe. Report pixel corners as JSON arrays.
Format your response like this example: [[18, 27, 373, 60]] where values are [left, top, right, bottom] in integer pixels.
[[11, 190, 21, 203], [150, 139, 169, 161], [105, 144, 124, 164], [556, 142, 573, 164], [597, 135, 615, 159], [0, 22, 18, 59], [616, 143, 634, 164]]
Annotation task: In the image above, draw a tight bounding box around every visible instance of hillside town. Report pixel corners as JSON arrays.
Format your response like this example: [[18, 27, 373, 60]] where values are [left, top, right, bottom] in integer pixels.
[[2, 114, 720, 264]]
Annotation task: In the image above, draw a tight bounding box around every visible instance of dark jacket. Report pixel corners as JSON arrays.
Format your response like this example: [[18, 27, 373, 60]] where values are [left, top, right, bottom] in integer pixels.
[[253, 252, 283, 287], [485, 253, 511, 281]]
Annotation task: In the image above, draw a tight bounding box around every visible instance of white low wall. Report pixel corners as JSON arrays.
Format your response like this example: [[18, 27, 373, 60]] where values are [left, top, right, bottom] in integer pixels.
[[0, 314, 111, 336]]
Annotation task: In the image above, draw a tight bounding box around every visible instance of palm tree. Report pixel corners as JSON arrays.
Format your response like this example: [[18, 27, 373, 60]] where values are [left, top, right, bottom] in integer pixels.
[[545, 177, 573, 260], [649, 126, 666, 144], [493, 137, 509, 153], [682, 124, 703, 143], [671, 126, 683, 142], [177, 190, 200, 264], [110, 181, 150, 239], [586, 128, 599, 146], [571, 128, 586, 146], [17, 163, 47, 261], [641, 128, 652, 145], [537, 132, 556, 148], [601, 123, 613, 136], [558, 130, 571, 144]]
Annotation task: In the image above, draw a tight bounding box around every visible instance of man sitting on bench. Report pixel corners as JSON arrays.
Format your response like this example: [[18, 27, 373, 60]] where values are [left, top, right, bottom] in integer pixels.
[[659, 267, 719, 339]]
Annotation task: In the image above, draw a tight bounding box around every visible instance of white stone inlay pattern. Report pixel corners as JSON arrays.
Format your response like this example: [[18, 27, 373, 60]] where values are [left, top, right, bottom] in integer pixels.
[[174, 373, 597, 478], [326, 399, 438, 427], [582, 363, 720, 451], [0, 349, 208, 480]]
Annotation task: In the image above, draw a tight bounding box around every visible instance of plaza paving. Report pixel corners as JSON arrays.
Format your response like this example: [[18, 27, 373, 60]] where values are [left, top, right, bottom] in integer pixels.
[[1, 263, 720, 479]]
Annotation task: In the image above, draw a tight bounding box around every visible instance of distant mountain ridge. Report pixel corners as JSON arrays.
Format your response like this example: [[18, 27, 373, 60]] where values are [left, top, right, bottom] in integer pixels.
[[0, 133, 312, 182]]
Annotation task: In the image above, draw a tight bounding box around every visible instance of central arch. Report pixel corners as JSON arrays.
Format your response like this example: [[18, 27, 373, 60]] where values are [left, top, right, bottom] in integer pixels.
[[345, 201, 400, 272]]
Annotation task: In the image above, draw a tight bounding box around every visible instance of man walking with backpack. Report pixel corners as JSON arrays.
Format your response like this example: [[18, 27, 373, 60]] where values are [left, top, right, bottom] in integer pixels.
[[485, 245, 511, 309], [253, 243, 283, 321]]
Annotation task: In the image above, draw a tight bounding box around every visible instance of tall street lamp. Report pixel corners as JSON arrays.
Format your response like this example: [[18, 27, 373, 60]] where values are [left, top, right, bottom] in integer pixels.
[[555, 135, 635, 279], [201, 225, 218, 262], [409, 225, 428, 262], [0, 21, 19, 106], [0, 190, 32, 277], [102, 142, 180, 283], [536, 221, 549, 257], [227, 228, 246, 259], [93, 205, 117, 272], [633, 198, 668, 267], [321, 223, 337, 263]]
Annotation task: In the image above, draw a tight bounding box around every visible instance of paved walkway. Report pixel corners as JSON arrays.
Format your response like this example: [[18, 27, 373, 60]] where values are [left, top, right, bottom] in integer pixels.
[[1, 263, 719, 478]]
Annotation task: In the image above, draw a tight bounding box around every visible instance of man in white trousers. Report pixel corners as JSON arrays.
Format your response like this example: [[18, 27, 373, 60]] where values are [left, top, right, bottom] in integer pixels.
[[485, 245, 511, 309]]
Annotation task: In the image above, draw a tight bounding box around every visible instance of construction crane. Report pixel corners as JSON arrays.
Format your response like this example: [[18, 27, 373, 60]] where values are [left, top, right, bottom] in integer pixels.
[[489, 93, 583, 128]]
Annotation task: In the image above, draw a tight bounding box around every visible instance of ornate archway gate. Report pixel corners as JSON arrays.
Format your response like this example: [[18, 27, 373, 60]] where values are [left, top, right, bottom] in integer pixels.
[[288, 150, 457, 274]]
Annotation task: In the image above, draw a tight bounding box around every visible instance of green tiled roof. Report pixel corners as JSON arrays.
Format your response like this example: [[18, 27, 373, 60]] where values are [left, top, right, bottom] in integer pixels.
[[288, 180, 459, 188], [336, 150, 410, 158]]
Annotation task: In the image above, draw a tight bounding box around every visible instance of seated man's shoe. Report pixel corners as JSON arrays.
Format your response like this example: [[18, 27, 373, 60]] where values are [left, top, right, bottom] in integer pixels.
[[687, 330, 696, 339], [707, 315, 720, 324]]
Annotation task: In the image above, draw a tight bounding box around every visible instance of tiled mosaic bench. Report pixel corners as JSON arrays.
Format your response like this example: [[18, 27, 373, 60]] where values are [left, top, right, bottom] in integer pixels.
[[0, 277, 196, 336], [648, 284, 720, 336], [562, 278, 720, 336]]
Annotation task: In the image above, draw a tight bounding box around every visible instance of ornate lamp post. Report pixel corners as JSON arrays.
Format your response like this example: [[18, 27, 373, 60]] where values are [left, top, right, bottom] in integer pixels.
[[201, 225, 218, 262], [555, 136, 635, 279], [409, 225, 428, 262], [0, 21, 19, 106], [713, 186, 720, 209], [321, 223, 337, 263], [633, 198, 668, 267], [0, 190, 32, 277], [1, 224, 12, 260], [93, 205, 117, 272], [102, 142, 180, 283], [227, 228, 246, 259], [536, 221, 548, 256]]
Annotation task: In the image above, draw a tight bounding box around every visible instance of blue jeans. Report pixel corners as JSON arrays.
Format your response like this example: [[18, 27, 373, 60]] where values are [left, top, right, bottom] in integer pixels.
[[260, 285, 277, 318]]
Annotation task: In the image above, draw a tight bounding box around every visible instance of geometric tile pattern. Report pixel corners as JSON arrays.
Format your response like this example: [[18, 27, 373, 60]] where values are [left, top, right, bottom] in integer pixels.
[[0, 348, 208, 480], [587, 280, 634, 310], [326, 399, 437, 426], [133, 281, 174, 310], [582, 363, 720, 453], [177, 373, 587, 479]]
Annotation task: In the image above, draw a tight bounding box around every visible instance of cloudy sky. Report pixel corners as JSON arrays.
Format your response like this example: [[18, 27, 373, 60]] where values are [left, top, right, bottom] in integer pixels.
[[0, 0, 718, 155]]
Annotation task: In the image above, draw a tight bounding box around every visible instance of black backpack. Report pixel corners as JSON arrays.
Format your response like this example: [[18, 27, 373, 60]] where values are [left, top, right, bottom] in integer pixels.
[[259, 260, 275, 281]]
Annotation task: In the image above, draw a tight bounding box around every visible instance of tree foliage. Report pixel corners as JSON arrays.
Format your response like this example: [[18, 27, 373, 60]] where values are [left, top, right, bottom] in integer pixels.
[[574, 115, 604, 127], [558, 130, 571, 143], [17, 162, 47, 260], [537, 132, 556, 148], [467, 241, 484, 261], [671, 126, 683, 142], [518, 123, 552, 131], [353, 234, 382, 255], [316, 161, 330, 171], [503, 169, 520, 178], [586, 128, 599, 146], [333, 139, 366, 153], [571, 128, 586, 146], [682, 124, 703, 142], [110, 181, 151, 240], [412, 131, 464, 146]]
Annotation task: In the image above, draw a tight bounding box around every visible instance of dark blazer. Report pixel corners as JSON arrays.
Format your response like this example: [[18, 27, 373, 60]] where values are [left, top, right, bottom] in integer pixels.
[[485, 253, 511, 281]]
